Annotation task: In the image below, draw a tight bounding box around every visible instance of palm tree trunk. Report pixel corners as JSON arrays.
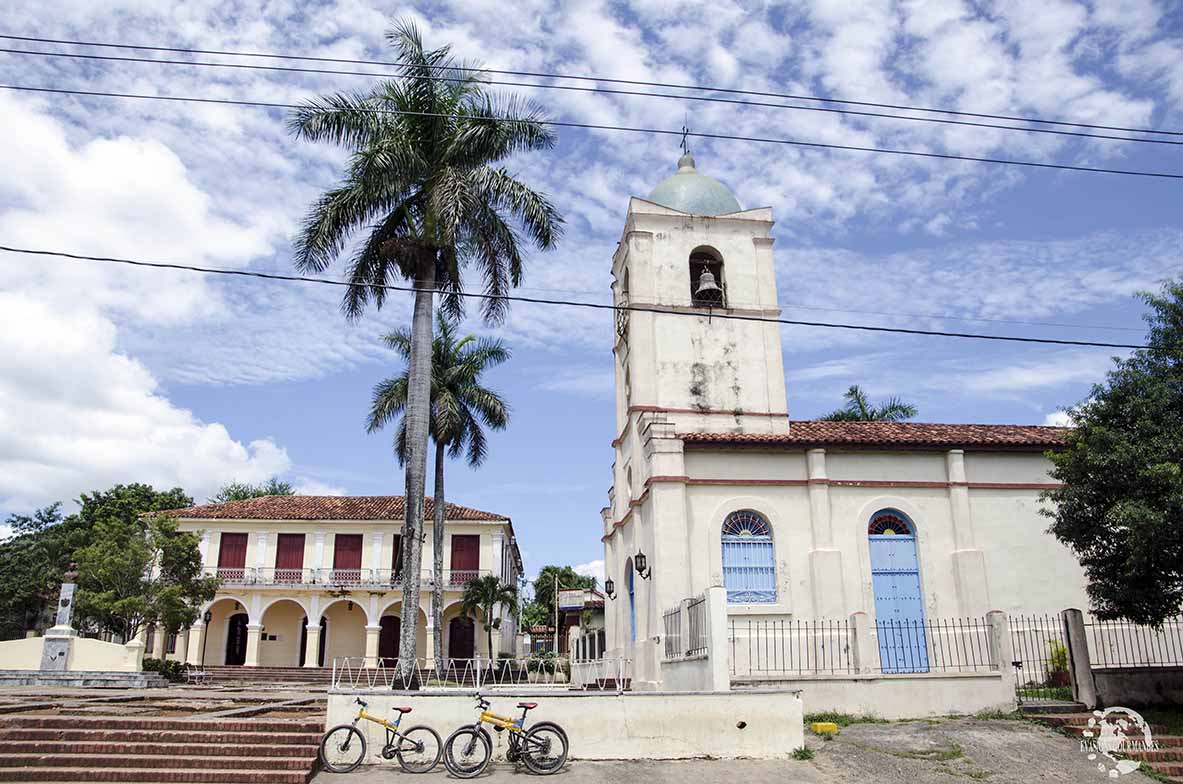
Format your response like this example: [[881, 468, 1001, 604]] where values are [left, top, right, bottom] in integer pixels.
[[397, 252, 435, 682], [431, 440, 446, 678]]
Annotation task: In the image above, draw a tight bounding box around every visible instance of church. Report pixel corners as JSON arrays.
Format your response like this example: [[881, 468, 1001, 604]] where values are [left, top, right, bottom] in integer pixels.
[[599, 151, 1087, 689]]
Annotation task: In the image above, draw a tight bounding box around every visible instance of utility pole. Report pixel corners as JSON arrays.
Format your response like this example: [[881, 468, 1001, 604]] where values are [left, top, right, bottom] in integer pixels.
[[553, 573, 559, 655]]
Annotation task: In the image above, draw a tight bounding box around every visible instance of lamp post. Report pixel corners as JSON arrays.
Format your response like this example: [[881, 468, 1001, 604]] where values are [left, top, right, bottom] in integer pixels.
[[200, 609, 212, 666]]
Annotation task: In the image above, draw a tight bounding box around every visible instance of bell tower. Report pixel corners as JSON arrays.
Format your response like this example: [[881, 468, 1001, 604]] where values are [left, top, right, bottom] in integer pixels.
[[610, 152, 789, 445]]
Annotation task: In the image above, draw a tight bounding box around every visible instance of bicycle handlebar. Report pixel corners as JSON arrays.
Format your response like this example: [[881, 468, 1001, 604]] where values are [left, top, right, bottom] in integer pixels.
[[355, 698, 368, 708]]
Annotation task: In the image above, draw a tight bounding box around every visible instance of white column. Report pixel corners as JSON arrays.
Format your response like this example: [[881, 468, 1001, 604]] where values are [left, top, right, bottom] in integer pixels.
[[150, 625, 166, 660], [175, 628, 189, 663], [187, 623, 205, 665], [490, 533, 504, 580], [364, 625, 382, 668], [313, 531, 326, 580], [807, 449, 847, 618], [947, 450, 990, 616], [370, 532, 384, 577], [199, 531, 212, 568], [255, 531, 269, 571], [244, 623, 263, 667]]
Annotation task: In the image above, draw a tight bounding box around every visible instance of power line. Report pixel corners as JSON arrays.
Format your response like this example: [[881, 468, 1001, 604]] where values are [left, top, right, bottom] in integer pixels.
[[3, 45, 1180, 147], [4, 83, 1182, 181], [0, 245, 1150, 350], [3, 32, 1179, 139]]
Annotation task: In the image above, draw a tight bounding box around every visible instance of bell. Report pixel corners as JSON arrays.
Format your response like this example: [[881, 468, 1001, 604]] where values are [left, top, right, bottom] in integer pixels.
[[694, 267, 723, 304]]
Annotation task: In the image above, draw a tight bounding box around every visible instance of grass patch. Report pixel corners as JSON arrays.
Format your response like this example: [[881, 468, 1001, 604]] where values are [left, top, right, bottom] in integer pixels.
[[1016, 686, 1073, 701], [1138, 762, 1172, 783], [972, 709, 1023, 721], [804, 711, 888, 727], [884, 743, 965, 762], [1135, 707, 1183, 736], [791, 746, 815, 761]]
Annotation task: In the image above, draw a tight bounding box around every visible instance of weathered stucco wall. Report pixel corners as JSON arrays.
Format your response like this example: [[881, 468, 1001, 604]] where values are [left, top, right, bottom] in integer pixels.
[[1094, 667, 1183, 707], [0, 637, 44, 669], [326, 689, 804, 761]]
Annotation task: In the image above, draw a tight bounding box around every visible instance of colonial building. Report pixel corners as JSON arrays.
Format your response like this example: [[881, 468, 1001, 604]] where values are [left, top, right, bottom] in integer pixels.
[[601, 152, 1085, 688], [150, 495, 522, 668]]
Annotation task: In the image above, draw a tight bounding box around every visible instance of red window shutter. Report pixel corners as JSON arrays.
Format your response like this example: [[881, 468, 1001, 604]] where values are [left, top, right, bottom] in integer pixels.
[[217, 533, 248, 568], [275, 534, 305, 570], [450, 535, 480, 571], [333, 534, 363, 570]]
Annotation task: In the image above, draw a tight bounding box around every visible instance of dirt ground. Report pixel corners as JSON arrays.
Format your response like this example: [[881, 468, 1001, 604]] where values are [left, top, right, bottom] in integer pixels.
[[316, 717, 1155, 783]]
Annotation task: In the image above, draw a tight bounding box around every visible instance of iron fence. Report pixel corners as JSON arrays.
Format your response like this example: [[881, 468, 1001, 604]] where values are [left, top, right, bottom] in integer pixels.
[[1085, 615, 1183, 668], [572, 629, 606, 662], [331, 655, 632, 694], [687, 594, 709, 657], [875, 617, 992, 674], [662, 605, 683, 659], [203, 566, 491, 588], [1010, 613, 1071, 703], [729, 617, 853, 676]]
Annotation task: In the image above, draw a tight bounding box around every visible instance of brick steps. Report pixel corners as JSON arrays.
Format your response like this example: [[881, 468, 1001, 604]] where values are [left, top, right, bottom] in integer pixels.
[[0, 766, 308, 783], [0, 715, 320, 784], [0, 756, 310, 771], [0, 742, 316, 759], [1022, 709, 1183, 780]]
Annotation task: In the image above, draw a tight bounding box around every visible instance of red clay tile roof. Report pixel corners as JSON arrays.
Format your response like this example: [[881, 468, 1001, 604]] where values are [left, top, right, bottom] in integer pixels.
[[680, 421, 1069, 450], [164, 495, 507, 522]]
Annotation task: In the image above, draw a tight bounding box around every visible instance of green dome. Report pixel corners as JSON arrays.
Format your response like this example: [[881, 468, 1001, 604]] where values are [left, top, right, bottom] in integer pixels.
[[646, 153, 741, 216]]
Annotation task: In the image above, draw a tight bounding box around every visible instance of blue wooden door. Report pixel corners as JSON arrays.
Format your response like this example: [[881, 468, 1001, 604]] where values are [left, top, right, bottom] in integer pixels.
[[869, 534, 929, 672]]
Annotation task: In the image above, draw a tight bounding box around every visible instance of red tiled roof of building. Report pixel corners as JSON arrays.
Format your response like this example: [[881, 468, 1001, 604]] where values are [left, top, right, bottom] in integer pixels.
[[680, 420, 1070, 450], [163, 494, 507, 522]]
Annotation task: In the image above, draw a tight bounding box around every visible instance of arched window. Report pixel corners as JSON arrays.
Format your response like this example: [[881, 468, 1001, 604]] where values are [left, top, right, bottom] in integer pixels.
[[868, 511, 912, 536], [721, 510, 776, 603], [689, 247, 725, 308]]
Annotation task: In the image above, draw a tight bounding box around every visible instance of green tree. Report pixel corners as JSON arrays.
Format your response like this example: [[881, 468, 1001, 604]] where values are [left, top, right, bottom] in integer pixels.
[[822, 385, 918, 422], [0, 504, 73, 639], [367, 311, 510, 673], [69, 484, 216, 640], [519, 600, 548, 631], [533, 565, 597, 627], [459, 574, 518, 661], [290, 18, 562, 676], [1044, 279, 1183, 625], [209, 477, 294, 504]]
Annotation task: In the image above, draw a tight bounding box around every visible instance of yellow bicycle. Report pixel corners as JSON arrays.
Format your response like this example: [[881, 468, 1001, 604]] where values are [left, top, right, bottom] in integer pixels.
[[320, 697, 442, 774], [443, 692, 569, 777]]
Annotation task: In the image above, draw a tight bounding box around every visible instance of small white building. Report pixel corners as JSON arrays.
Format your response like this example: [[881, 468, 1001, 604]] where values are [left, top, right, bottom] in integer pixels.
[[601, 152, 1086, 689], [150, 495, 522, 669]]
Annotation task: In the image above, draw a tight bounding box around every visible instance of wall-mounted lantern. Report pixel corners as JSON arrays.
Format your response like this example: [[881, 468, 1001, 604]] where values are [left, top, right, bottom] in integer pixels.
[[634, 551, 651, 580], [604, 578, 616, 600]]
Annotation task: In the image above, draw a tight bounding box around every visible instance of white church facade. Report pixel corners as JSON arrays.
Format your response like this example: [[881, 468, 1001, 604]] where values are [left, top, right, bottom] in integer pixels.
[[600, 152, 1088, 689]]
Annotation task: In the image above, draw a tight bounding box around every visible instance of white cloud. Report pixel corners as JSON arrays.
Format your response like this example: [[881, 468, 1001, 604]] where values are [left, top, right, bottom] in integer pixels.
[[0, 295, 291, 512], [1044, 410, 1074, 426], [573, 559, 605, 583], [293, 479, 348, 496]]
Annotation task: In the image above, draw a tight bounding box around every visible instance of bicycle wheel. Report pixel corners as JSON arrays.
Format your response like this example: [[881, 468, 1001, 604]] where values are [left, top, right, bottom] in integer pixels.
[[521, 721, 569, 774], [443, 726, 492, 779], [319, 724, 367, 774], [396, 725, 443, 773]]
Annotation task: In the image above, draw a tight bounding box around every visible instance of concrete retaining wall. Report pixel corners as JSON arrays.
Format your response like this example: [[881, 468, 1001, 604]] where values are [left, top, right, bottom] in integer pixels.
[[327, 689, 803, 761], [1094, 667, 1183, 707], [733, 671, 1014, 719]]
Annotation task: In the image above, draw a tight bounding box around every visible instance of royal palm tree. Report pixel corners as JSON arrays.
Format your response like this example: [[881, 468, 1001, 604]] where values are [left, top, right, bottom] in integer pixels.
[[460, 574, 519, 665], [822, 385, 918, 422], [367, 311, 510, 675], [290, 19, 562, 676]]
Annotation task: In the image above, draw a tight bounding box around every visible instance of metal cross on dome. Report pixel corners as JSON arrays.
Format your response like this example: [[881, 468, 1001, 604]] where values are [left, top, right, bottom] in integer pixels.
[[680, 122, 691, 155]]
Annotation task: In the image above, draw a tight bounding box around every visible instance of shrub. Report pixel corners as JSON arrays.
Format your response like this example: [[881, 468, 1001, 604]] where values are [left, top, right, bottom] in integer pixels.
[[791, 746, 815, 761], [142, 657, 184, 682]]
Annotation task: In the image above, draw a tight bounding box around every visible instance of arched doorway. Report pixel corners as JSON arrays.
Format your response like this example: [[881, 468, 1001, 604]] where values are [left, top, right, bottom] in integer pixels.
[[379, 615, 400, 663], [868, 509, 928, 672], [224, 613, 248, 666], [448, 616, 475, 661]]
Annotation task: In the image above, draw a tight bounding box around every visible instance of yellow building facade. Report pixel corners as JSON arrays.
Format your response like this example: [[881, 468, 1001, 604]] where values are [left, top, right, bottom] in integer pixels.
[[147, 495, 522, 669]]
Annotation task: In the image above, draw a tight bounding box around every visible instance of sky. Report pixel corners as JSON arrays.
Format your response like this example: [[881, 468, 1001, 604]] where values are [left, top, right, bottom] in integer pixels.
[[1, 0, 1181, 584]]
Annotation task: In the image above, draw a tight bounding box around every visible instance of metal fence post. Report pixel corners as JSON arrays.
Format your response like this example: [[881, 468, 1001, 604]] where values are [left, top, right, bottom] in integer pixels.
[[850, 611, 877, 674], [1062, 608, 1097, 709]]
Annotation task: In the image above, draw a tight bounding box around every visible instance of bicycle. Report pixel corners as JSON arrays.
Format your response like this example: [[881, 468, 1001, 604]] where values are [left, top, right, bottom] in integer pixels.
[[319, 697, 442, 774], [443, 692, 569, 778]]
